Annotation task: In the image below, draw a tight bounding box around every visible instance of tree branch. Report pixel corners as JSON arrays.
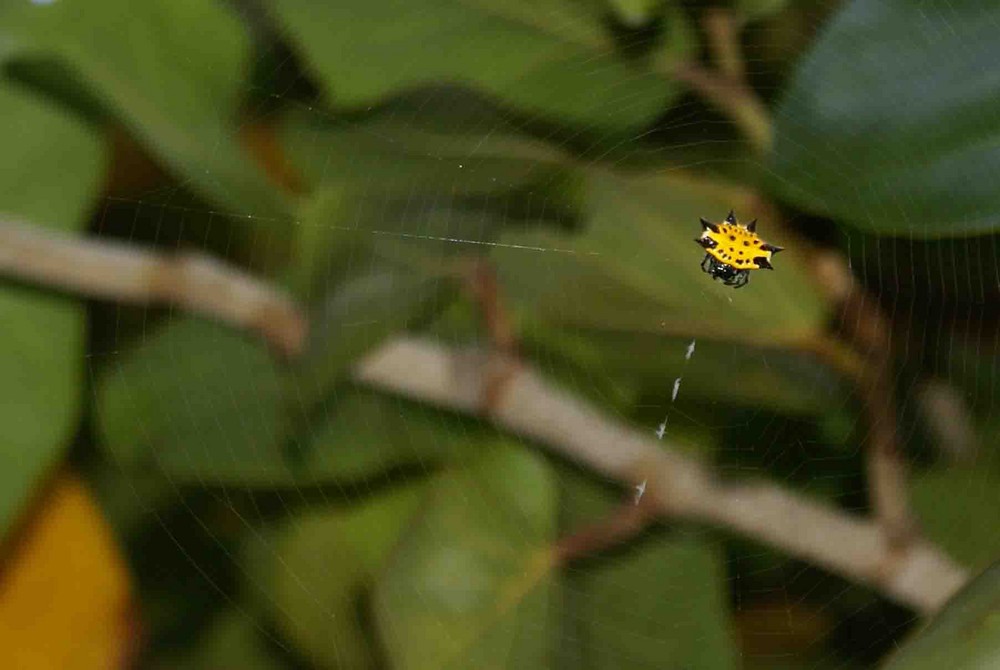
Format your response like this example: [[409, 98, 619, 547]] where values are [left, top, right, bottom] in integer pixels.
[[703, 7, 746, 82], [554, 494, 657, 565], [916, 379, 979, 464], [670, 9, 772, 153], [810, 250, 917, 546], [0, 216, 306, 357], [354, 337, 968, 614]]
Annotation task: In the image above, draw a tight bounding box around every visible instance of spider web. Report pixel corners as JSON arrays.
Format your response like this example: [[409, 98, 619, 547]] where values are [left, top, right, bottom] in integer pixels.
[[40, 0, 999, 668]]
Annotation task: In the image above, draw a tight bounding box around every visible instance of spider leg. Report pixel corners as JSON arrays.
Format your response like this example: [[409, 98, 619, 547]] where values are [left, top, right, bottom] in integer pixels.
[[732, 271, 750, 289], [701, 254, 713, 273]]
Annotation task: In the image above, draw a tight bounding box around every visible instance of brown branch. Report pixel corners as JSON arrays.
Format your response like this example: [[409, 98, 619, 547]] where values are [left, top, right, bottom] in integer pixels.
[[670, 9, 772, 153], [916, 379, 979, 464], [811, 251, 917, 547], [354, 337, 968, 614], [746, 193, 918, 549], [672, 64, 772, 154], [703, 7, 746, 82], [0, 216, 306, 357], [462, 257, 522, 414], [554, 494, 658, 565], [674, 2, 923, 587], [464, 257, 519, 358]]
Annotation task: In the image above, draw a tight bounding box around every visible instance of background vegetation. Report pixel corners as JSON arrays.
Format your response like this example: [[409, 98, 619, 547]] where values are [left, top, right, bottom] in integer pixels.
[[0, 0, 997, 668]]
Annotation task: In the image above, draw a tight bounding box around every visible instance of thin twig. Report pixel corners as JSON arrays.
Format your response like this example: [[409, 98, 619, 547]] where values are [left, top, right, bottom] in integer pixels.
[[811, 250, 917, 546], [464, 257, 519, 358], [354, 337, 968, 614], [703, 7, 746, 82], [671, 64, 772, 154], [0, 216, 306, 357], [670, 8, 772, 153], [462, 257, 522, 414], [554, 495, 657, 565], [746, 174, 918, 548], [916, 379, 979, 464]]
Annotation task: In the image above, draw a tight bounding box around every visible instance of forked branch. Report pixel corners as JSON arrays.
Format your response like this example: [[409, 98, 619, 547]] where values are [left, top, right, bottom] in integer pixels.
[[809, 250, 917, 545], [0, 216, 306, 356], [670, 8, 772, 153], [354, 337, 967, 614]]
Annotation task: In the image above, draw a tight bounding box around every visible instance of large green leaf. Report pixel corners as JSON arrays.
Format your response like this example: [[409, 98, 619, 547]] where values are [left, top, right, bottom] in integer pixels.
[[296, 388, 484, 482], [737, 0, 791, 19], [769, 0, 1000, 237], [292, 262, 450, 408], [243, 483, 425, 669], [0, 81, 103, 533], [278, 106, 577, 198], [557, 464, 738, 670], [579, 534, 738, 669], [0, 0, 290, 218], [880, 561, 1000, 670], [94, 317, 290, 485], [270, 0, 694, 130], [911, 466, 1000, 572], [527, 327, 844, 415], [604, 0, 663, 28], [494, 170, 828, 343], [95, 252, 445, 486], [149, 610, 287, 670], [373, 444, 558, 669]]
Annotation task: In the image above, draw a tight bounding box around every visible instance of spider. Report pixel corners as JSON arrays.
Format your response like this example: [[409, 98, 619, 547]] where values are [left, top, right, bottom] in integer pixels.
[[694, 210, 783, 289]]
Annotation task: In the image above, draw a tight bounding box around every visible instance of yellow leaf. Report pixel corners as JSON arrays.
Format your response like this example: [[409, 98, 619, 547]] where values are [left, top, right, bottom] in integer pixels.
[[0, 473, 133, 669]]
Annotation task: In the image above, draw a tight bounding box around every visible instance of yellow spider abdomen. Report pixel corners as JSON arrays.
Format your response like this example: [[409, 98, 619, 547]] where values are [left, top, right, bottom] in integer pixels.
[[694, 211, 784, 288], [703, 222, 771, 270]]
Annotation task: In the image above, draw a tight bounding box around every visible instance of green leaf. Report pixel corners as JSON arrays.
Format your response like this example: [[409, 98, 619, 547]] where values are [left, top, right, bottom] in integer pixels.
[[556, 465, 737, 669], [528, 327, 844, 415], [292, 263, 451, 408], [578, 533, 738, 669], [0, 81, 103, 533], [94, 284, 452, 488], [495, 170, 828, 343], [243, 483, 425, 669], [278, 106, 576, 198], [605, 0, 663, 28], [0, 0, 290, 218], [769, 0, 1000, 237], [373, 444, 558, 669], [911, 466, 1000, 571], [150, 610, 286, 670], [880, 561, 1000, 670], [94, 317, 290, 485], [271, 0, 695, 130], [736, 0, 791, 19], [296, 389, 483, 482]]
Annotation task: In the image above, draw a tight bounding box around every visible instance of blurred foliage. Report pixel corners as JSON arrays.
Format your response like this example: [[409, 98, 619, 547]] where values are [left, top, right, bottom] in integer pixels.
[[879, 561, 1000, 670], [0, 0, 290, 218], [0, 475, 131, 668], [911, 467, 1000, 573], [269, 0, 696, 131], [769, 0, 1000, 237], [0, 0, 997, 668], [372, 445, 557, 669], [96, 318, 291, 485], [559, 464, 738, 669], [244, 481, 427, 667], [0, 83, 101, 531]]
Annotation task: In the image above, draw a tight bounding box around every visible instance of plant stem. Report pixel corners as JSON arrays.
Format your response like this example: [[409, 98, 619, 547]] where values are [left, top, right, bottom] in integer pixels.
[[671, 8, 772, 153], [0, 216, 306, 357], [354, 336, 967, 614]]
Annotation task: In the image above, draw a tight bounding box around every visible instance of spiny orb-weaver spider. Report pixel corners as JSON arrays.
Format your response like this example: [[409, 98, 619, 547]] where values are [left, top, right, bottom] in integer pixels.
[[694, 210, 783, 289]]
